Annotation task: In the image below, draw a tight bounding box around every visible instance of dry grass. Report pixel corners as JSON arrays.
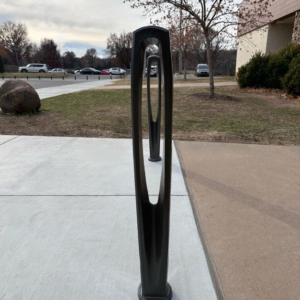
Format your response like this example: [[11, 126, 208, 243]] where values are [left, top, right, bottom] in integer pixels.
[[112, 76, 236, 86], [1, 86, 300, 145], [1, 72, 73, 79]]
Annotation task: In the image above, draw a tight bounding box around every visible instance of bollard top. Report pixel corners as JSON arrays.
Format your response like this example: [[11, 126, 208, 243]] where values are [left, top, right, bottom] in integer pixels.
[[133, 26, 170, 48], [133, 25, 168, 35]]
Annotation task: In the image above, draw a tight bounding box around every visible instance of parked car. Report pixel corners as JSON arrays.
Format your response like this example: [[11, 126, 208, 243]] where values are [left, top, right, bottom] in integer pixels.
[[18, 63, 48, 73], [145, 66, 157, 77], [80, 68, 101, 75], [49, 68, 67, 73], [109, 67, 126, 75], [64, 69, 75, 74], [195, 64, 209, 77], [74, 70, 81, 75], [100, 69, 110, 75]]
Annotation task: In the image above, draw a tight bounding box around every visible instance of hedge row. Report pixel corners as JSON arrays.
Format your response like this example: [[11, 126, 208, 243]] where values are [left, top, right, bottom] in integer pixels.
[[237, 43, 300, 96]]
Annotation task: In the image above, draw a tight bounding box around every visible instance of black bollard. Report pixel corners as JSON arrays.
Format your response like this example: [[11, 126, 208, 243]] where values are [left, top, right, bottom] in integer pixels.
[[14, 76, 16, 79], [147, 55, 162, 162], [38, 76, 40, 80], [98, 75, 100, 80], [75, 76, 76, 80], [27, 76, 28, 80], [2, 76, 4, 80], [62, 76, 64, 80], [131, 26, 173, 300], [51, 76, 52, 80], [86, 75, 88, 80]]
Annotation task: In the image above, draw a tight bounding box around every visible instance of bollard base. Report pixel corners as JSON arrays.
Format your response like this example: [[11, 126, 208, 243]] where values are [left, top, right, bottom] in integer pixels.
[[148, 156, 162, 162], [137, 283, 172, 300]]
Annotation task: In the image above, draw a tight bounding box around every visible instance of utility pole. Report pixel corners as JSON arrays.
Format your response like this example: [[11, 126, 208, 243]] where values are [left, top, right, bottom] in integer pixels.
[[179, 0, 183, 74]]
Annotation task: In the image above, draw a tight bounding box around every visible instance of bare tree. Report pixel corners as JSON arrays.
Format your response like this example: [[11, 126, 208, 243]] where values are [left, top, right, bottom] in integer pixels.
[[30, 43, 43, 63], [63, 51, 76, 69], [124, 0, 273, 98], [82, 48, 98, 67], [106, 32, 133, 68], [0, 21, 30, 66], [168, 13, 198, 80], [191, 27, 226, 71], [39, 39, 61, 69]]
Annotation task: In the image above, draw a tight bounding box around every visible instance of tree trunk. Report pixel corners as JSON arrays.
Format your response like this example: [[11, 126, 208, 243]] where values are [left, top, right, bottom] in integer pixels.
[[205, 34, 214, 98], [15, 49, 19, 66], [184, 58, 187, 80]]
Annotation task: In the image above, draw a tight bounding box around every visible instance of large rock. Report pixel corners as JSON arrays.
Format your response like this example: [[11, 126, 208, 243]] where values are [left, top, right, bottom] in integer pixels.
[[0, 80, 41, 113]]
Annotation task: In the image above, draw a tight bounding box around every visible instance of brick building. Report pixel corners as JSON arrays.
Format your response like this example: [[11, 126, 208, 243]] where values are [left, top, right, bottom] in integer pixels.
[[236, 0, 300, 72]]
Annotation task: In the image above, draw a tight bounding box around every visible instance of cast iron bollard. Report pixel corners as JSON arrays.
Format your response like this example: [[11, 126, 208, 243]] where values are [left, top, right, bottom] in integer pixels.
[[131, 26, 173, 300], [147, 55, 162, 162]]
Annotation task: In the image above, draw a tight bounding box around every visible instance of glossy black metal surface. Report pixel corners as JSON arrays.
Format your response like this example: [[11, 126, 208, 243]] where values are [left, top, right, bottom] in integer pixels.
[[131, 26, 173, 300], [147, 55, 162, 162]]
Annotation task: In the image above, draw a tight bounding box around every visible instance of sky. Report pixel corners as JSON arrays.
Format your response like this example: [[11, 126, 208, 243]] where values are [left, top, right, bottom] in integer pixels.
[[0, 0, 151, 57]]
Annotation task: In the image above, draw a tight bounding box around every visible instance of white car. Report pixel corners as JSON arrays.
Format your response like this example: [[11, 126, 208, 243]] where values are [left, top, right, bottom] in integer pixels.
[[145, 66, 157, 77], [49, 68, 66, 73], [74, 70, 81, 75], [109, 67, 126, 75], [19, 63, 48, 73]]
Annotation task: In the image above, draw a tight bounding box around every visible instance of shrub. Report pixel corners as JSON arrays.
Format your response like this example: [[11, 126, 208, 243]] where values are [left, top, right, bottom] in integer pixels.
[[237, 52, 270, 88], [237, 64, 248, 88], [277, 43, 300, 62], [266, 54, 289, 89], [238, 43, 300, 90], [267, 43, 300, 89], [282, 54, 300, 97]]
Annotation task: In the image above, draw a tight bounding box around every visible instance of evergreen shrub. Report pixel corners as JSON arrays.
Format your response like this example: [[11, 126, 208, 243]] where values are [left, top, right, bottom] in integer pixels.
[[282, 54, 300, 97]]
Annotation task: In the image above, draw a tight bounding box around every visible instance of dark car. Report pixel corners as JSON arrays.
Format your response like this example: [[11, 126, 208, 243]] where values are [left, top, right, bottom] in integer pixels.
[[80, 68, 101, 75]]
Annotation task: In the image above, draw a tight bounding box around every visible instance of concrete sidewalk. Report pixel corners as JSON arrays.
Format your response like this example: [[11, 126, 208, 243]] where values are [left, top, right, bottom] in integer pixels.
[[0, 136, 217, 300], [0, 78, 118, 99], [176, 141, 300, 300], [36, 80, 117, 99]]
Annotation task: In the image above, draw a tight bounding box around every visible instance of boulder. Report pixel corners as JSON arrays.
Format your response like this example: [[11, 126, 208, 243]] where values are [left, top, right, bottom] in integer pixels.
[[0, 80, 41, 113]]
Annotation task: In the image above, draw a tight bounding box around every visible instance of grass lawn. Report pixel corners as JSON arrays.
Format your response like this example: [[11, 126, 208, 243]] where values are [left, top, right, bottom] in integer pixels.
[[1, 86, 299, 145]]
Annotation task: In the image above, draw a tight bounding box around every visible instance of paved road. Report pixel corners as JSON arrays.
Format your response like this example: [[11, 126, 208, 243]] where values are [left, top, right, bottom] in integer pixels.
[[0, 76, 120, 99], [0, 75, 113, 89]]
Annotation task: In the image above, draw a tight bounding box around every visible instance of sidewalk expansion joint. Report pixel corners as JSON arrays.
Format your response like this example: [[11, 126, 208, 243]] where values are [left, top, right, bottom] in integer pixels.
[[0, 136, 19, 146]]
